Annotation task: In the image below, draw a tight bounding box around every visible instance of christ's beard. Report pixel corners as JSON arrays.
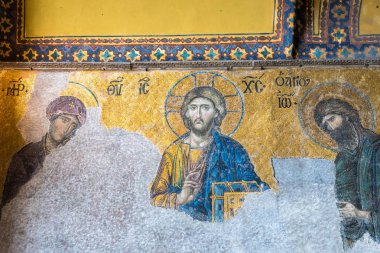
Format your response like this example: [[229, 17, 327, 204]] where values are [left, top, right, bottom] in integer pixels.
[[190, 118, 214, 136], [328, 121, 359, 151]]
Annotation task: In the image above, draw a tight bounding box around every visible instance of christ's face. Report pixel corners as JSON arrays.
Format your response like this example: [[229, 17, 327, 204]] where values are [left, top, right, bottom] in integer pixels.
[[186, 97, 217, 135], [49, 114, 79, 144]]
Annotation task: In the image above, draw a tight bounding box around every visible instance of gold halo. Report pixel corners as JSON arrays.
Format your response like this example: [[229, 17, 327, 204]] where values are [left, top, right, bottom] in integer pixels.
[[298, 82, 376, 152], [165, 72, 244, 137], [60, 81, 99, 108]]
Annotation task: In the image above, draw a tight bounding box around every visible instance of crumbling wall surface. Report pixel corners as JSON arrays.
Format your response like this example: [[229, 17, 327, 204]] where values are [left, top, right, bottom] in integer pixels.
[[1, 109, 379, 252]]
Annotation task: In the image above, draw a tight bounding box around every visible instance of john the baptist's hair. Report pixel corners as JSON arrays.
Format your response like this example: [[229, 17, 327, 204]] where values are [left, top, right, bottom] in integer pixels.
[[314, 98, 361, 128]]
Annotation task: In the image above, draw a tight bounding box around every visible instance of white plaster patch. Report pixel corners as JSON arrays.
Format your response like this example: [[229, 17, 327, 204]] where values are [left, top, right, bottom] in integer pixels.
[[17, 72, 69, 143], [1, 109, 380, 252]]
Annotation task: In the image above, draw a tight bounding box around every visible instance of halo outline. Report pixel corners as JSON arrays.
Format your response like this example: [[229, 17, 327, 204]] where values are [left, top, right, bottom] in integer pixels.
[[164, 71, 245, 137], [298, 82, 376, 152], [68, 81, 100, 107]]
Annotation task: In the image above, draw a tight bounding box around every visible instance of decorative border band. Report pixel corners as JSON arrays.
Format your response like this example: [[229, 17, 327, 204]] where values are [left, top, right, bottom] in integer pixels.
[[0, 59, 378, 70], [17, 0, 284, 46], [0, 0, 295, 62], [350, 0, 380, 45], [298, 0, 379, 60]]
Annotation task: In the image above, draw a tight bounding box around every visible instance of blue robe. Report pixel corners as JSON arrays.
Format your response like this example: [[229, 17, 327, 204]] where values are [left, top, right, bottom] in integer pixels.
[[151, 130, 269, 222], [335, 132, 380, 244]]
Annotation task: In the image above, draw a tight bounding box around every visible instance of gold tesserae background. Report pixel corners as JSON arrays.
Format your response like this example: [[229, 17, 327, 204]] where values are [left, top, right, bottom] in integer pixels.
[[0, 68, 379, 194]]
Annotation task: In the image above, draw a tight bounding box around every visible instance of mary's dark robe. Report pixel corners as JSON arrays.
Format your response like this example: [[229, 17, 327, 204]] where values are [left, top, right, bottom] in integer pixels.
[[1, 136, 46, 209]]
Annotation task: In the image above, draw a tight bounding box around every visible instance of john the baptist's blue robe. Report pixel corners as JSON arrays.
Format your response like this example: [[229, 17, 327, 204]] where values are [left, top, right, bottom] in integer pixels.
[[335, 133, 380, 244]]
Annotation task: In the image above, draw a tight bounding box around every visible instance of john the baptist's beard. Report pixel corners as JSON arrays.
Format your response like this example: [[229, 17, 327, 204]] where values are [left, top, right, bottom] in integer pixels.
[[327, 120, 359, 150]]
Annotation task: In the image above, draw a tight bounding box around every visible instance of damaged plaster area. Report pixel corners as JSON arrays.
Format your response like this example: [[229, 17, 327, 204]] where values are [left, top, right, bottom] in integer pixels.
[[0, 108, 379, 252]]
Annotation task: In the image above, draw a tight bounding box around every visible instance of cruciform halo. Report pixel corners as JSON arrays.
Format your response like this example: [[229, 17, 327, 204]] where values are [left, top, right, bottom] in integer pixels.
[[165, 71, 245, 137]]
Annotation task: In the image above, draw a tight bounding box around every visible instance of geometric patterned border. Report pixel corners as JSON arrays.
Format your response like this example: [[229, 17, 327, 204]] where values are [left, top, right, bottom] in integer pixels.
[[0, 0, 295, 62], [350, 0, 380, 45], [0, 59, 379, 70], [302, 0, 331, 43], [1, 0, 379, 62], [19, 1, 285, 45], [298, 0, 380, 60]]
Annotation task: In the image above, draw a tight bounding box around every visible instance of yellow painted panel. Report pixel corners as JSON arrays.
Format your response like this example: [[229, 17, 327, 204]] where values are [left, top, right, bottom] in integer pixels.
[[359, 0, 380, 35], [25, 0, 276, 37], [313, 0, 321, 35]]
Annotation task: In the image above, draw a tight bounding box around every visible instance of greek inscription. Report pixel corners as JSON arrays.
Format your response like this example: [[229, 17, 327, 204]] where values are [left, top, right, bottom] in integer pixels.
[[2, 78, 28, 96], [242, 73, 266, 94], [138, 77, 150, 95], [275, 71, 311, 87], [107, 77, 124, 96], [276, 90, 297, 109]]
